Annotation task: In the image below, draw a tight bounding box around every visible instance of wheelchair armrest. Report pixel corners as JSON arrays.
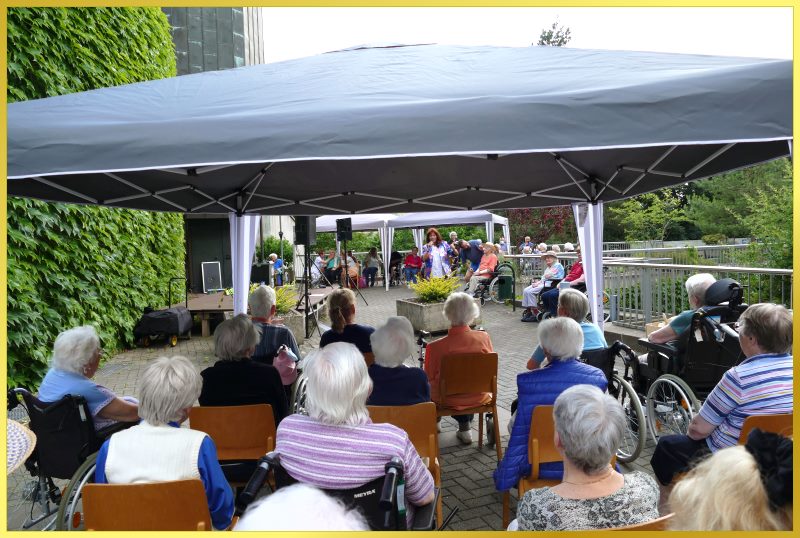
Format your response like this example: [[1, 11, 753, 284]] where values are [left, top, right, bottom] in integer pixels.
[[410, 487, 440, 531], [637, 338, 678, 356]]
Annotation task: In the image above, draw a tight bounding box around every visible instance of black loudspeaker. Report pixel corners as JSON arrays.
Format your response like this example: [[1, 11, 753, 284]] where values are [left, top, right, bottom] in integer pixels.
[[294, 216, 316, 245], [336, 217, 353, 241]]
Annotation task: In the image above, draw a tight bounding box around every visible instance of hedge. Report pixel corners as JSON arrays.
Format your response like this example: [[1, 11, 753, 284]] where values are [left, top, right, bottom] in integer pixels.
[[7, 7, 183, 389]]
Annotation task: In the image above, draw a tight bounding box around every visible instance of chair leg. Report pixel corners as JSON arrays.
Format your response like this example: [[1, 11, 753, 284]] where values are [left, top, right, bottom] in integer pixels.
[[502, 491, 510, 529], [478, 412, 484, 449], [493, 406, 503, 461]]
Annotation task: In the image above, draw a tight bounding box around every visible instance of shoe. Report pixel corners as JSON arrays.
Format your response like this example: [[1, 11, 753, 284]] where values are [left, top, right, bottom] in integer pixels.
[[456, 430, 473, 445], [521, 316, 537, 323]]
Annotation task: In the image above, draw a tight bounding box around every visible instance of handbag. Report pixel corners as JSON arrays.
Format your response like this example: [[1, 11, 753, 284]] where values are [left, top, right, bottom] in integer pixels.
[[273, 345, 299, 386], [358, 276, 368, 288]]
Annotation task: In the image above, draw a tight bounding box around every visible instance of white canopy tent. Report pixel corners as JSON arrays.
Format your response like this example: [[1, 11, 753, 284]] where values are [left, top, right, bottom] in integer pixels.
[[316, 214, 397, 283], [382, 210, 511, 290]]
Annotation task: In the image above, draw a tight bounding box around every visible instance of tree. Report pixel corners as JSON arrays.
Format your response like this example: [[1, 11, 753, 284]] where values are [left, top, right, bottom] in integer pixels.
[[507, 206, 572, 247], [684, 159, 789, 238], [606, 192, 689, 242], [536, 22, 572, 47]]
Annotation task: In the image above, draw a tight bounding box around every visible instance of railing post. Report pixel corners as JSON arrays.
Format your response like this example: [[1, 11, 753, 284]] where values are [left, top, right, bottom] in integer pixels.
[[641, 266, 653, 324]]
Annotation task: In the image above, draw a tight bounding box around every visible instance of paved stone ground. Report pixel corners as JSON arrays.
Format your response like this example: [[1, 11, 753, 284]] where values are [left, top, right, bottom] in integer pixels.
[[7, 285, 655, 531]]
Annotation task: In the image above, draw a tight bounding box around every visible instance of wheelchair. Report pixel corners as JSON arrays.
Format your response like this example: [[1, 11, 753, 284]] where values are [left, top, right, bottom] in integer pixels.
[[621, 278, 747, 446], [235, 452, 439, 530], [471, 261, 515, 306], [7, 388, 132, 530]]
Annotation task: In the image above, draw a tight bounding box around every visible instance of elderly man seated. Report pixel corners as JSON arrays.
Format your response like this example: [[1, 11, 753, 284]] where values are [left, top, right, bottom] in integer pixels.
[[650, 303, 793, 506]]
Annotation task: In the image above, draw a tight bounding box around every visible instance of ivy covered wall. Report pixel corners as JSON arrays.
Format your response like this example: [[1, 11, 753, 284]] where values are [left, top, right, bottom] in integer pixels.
[[7, 8, 185, 389]]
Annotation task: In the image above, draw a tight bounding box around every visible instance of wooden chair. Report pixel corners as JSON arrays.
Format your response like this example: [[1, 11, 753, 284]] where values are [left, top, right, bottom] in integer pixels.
[[368, 402, 443, 527], [363, 351, 375, 367], [83, 479, 212, 530], [435, 352, 502, 462], [738, 413, 793, 443], [189, 404, 275, 486], [609, 512, 674, 531]]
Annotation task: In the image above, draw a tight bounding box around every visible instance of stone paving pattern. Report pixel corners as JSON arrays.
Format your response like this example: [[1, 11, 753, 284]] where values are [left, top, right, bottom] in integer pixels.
[[7, 285, 656, 531]]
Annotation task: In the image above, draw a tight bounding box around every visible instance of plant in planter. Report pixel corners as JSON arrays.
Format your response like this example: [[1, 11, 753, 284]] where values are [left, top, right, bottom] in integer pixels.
[[397, 276, 481, 333]]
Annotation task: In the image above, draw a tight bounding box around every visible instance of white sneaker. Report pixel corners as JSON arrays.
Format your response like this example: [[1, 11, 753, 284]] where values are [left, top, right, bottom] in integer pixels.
[[456, 430, 473, 445]]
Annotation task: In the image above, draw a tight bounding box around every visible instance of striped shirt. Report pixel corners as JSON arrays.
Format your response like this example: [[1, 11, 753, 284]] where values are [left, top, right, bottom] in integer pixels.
[[276, 414, 434, 508], [699, 352, 793, 451]]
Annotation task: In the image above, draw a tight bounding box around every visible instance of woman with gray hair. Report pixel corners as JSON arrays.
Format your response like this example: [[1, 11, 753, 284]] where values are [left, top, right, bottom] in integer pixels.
[[423, 292, 493, 444], [513, 384, 659, 530], [366, 316, 430, 406], [648, 272, 716, 344], [94, 356, 234, 530], [37, 325, 139, 432], [276, 342, 435, 525], [199, 314, 287, 424], [494, 317, 607, 493]]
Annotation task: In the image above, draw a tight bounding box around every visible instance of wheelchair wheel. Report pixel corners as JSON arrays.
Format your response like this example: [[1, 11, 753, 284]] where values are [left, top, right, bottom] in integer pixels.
[[488, 277, 503, 304], [609, 374, 645, 463], [645, 375, 697, 442], [291, 374, 309, 415], [55, 452, 97, 530]]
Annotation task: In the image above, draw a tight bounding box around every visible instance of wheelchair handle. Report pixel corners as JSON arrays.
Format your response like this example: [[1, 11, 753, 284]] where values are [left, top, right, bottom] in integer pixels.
[[380, 457, 403, 511], [236, 452, 280, 516]]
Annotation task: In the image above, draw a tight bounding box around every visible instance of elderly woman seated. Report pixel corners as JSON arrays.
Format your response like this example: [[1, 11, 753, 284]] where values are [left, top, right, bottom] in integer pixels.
[[494, 317, 607, 493], [37, 325, 139, 432], [511, 385, 659, 530], [424, 292, 493, 445], [527, 288, 607, 370], [366, 316, 430, 406], [275, 342, 435, 524], [667, 430, 792, 531], [520, 250, 564, 322], [199, 314, 288, 424], [94, 356, 234, 530], [647, 272, 716, 344]]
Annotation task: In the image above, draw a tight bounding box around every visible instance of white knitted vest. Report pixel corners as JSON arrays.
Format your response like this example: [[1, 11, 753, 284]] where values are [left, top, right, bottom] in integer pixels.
[[104, 421, 206, 484]]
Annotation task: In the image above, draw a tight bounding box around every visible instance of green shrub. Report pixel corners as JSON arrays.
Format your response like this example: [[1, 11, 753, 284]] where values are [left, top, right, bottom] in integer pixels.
[[7, 7, 179, 390], [702, 233, 727, 245], [274, 284, 298, 314], [408, 276, 462, 304]]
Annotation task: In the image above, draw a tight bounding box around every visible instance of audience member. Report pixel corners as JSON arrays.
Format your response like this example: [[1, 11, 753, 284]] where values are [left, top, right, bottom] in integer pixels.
[[520, 251, 564, 322], [95, 356, 234, 530], [667, 429, 792, 531], [403, 246, 423, 283], [466, 243, 498, 295], [494, 317, 607, 492], [540, 245, 585, 318], [424, 292, 492, 445], [511, 385, 659, 530], [249, 285, 301, 397], [647, 273, 716, 344], [458, 238, 484, 282], [320, 288, 375, 363], [367, 316, 430, 406], [362, 247, 382, 287], [518, 236, 534, 254]]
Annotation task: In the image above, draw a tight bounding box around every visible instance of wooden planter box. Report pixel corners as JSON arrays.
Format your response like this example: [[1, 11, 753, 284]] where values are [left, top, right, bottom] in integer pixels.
[[396, 297, 482, 333], [276, 310, 305, 345]]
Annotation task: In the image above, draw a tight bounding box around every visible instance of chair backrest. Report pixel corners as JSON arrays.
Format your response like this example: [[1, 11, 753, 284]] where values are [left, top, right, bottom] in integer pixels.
[[363, 351, 375, 367], [528, 405, 562, 466], [439, 353, 498, 399], [367, 402, 439, 462], [189, 404, 275, 460], [579, 347, 613, 382], [682, 306, 746, 396], [17, 389, 100, 479], [610, 512, 674, 531], [83, 479, 212, 530], [738, 414, 793, 444]]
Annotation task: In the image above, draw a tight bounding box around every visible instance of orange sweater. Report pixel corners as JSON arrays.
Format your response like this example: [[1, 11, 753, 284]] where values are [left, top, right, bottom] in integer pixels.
[[424, 326, 494, 410]]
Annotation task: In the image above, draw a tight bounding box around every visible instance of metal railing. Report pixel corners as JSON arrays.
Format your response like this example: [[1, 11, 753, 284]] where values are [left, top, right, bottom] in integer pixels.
[[603, 261, 793, 329], [603, 244, 751, 266]]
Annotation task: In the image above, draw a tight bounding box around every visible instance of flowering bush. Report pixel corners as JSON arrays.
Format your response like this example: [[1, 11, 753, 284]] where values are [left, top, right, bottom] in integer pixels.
[[408, 276, 462, 304]]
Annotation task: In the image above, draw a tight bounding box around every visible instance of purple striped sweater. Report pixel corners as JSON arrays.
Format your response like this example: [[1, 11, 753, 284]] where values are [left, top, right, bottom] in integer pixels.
[[276, 414, 434, 510]]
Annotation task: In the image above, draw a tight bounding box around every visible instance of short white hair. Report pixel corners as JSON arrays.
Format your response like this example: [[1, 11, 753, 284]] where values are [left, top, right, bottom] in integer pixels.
[[249, 285, 276, 318], [554, 385, 624, 475], [370, 316, 416, 368], [214, 314, 261, 360], [234, 483, 369, 531], [537, 242, 548, 251], [51, 325, 100, 375], [537, 317, 583, 360], [449, 231, 458, 238], [443, 292, 480, 327], [685, 273, 716, 307], [138, 356, 201, 426], [563, 242, 575, 251], [304, 342, 372, 426]]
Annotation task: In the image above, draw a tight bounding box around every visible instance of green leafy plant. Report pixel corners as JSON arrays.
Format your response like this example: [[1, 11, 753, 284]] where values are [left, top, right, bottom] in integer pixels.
[[701, 233, 727, 245], [7, 7, 179, 390], [408, 276, 462, 304], [274, 284, 298, 314]]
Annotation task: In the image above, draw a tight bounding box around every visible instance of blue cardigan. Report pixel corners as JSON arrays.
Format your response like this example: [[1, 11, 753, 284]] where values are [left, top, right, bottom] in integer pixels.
[[493, 359, 607, 492]]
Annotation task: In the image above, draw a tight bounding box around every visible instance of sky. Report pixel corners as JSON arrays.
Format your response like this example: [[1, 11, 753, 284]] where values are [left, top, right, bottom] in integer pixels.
[[260, 7, 792, 63]]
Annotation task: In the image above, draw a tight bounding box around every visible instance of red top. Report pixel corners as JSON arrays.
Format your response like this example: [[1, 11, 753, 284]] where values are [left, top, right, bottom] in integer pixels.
[[404, 254, 422, 268], [565, 261, 584, 282]]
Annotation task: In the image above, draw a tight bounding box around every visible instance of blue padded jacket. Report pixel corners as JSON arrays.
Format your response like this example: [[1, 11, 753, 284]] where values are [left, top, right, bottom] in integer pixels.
[[493, 358, 607, 491]]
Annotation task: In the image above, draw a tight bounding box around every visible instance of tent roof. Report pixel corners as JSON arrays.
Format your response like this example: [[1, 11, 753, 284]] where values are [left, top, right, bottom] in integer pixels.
[[316, 213, 396, 232], [388, 210, 508, 229], [8, 44, 791, 215]]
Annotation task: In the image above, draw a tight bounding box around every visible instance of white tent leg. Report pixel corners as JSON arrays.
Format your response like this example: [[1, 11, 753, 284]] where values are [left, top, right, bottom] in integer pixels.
[[485, 221, 493, 244], [412, 228, 425, 251], [572, 203, 605, 329], [381, 226, 394, 291], [229, 213, 261, 315], [502, 224, 510, 253]]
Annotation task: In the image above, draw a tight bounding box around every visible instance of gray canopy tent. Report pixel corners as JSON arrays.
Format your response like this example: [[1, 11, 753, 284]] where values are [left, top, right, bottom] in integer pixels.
[[8, 44, 792, 324]]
